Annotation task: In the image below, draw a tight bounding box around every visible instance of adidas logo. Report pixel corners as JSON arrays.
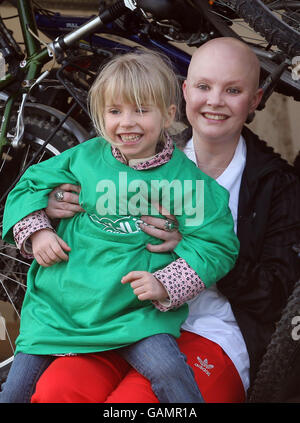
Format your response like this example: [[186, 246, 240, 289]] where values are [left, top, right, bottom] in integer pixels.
[[194, 356, 214, 376]]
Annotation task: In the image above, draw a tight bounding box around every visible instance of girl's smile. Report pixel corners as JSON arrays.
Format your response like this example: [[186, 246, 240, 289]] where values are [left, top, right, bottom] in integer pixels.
[[117, 133, 143, 144], [104, 101, 175, 161]]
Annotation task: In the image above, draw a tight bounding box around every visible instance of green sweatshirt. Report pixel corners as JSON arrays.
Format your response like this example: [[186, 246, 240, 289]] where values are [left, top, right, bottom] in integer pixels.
[[2, 138, 239, 355]]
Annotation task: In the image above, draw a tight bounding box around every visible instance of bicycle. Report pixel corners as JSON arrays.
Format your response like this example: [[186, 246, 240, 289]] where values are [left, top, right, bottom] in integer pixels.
[[0, 0, 300, 392]]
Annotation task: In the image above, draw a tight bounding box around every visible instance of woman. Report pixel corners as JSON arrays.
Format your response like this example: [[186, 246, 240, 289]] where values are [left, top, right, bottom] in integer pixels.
[[12, 38, 300, 402]]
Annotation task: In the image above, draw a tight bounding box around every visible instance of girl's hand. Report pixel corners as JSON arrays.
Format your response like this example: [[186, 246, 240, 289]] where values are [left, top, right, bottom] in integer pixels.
[[139, 215, 182, 253], [121, 271, 168, 302], [46, 184, 84, 219], [31, 229, 71, 267]]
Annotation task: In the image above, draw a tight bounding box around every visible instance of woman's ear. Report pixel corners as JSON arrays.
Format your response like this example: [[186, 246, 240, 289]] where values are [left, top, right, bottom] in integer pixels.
[[249, 87, 263, 114], [164, 104, 177, 129]]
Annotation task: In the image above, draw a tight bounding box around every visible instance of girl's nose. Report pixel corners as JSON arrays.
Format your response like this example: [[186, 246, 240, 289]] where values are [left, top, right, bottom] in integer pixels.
[[120, 111, 135, 127]]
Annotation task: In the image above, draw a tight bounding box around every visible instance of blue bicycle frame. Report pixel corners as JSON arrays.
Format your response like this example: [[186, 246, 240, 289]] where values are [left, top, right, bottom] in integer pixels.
[[35, 11, 192, 78]]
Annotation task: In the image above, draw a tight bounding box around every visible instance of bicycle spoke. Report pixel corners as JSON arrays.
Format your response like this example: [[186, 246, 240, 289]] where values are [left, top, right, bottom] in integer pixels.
[[0, 252, 30, 268], [0, 279, 21, 318]]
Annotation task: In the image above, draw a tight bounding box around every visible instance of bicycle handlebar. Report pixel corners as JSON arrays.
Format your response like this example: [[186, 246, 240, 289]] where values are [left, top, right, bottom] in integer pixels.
[[51, 0, 137, 54]]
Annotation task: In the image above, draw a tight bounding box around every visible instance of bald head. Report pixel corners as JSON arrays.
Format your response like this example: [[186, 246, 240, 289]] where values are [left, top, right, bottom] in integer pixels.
[[183, 37, 263, 146], [188, 37, 261, 91]]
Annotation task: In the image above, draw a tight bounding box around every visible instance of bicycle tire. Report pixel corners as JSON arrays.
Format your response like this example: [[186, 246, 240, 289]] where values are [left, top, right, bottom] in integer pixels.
[[225, 0, 300, 100], [191, 0, 300, 100], [0, 113, 78, 386], [232, 0, 300, 58], [248, 278, 300, 403]]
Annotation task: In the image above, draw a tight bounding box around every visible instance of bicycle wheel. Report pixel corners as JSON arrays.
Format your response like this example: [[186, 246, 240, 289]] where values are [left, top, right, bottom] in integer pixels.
[[0, 113, 78, 386], [233, 0, 300, 58], [191, 0, 300, 100], [229, 0, 300, 99], [248, 278, 300, 403]]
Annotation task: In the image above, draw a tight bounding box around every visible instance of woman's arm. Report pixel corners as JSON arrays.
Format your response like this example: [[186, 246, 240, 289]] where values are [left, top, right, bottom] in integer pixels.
[[45, 192, 236, 311], [217, 171, 300, 323], [45, 184, 84, 219]]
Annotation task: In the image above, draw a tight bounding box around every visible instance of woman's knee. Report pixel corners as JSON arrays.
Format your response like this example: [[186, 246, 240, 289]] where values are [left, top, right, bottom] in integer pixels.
[[31, 352, 130, 403]]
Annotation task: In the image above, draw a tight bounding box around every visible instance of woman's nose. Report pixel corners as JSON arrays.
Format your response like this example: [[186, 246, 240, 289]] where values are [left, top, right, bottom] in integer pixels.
[[206, 89, 225, 107]]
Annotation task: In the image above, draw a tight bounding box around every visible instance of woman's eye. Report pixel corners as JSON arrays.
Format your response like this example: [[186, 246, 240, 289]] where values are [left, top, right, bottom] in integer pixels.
[[197, 84, 209, 90], [227, 88, 241, 94]]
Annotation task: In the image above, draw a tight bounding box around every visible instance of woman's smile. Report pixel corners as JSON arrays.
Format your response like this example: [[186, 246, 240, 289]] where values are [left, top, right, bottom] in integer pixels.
[[201, 112, 229, 122]]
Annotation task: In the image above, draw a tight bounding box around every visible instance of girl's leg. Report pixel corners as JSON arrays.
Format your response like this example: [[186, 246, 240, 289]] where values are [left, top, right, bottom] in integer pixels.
[[118, 333, 204, 403], [177, 330, 246, 403], [31, 332, 245, 403], [106, 331, 245, 403], [0, 353, 54, 403], [31, 350, 131, 403]]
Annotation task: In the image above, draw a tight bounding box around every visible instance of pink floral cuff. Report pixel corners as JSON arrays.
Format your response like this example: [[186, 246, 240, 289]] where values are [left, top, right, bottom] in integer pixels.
[[152, 258, 205, 311], [13, 209, 53, 258]]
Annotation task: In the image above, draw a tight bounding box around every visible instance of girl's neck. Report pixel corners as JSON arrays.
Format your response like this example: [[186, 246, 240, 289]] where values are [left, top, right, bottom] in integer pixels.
[[192, 132, 240, 179]]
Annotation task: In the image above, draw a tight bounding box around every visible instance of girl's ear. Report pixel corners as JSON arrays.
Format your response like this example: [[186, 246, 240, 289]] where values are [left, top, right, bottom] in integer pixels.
[[182, 80, 187, 102], [164, 104, 177, 129]]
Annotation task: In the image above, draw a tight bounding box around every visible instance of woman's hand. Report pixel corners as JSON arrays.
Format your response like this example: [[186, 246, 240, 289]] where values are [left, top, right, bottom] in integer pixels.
[[139, 215, 182, 253], [31, 229, 71, 267], [45, 184, 84, 219]]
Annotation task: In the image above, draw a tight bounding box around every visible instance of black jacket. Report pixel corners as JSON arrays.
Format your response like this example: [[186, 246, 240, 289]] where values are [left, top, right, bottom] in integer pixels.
[[176, 126, 300, 388]]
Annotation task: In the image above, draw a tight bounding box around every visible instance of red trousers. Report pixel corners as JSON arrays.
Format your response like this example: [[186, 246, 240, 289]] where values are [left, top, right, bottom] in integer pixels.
[[31, 331, 246, 403]]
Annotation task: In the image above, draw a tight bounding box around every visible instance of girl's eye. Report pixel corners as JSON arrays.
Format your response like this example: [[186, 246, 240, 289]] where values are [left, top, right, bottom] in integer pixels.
[[109, 109, 120, 114], [136, 107, 148, 114], [227, 88, 241, 94]]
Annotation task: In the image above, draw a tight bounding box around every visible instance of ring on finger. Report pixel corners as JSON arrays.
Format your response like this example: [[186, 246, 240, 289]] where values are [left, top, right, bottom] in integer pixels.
[[164, 218, 178, 232], [54, 189, 65, 202]]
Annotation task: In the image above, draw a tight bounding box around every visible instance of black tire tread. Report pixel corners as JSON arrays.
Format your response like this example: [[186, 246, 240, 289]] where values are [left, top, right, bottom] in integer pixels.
[[234, 0, 300, 57], [248, 279, 300, 402]]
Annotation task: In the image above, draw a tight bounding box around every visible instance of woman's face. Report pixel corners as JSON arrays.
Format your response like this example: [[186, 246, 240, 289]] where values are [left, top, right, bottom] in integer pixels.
[[183, 46, 262, 146]]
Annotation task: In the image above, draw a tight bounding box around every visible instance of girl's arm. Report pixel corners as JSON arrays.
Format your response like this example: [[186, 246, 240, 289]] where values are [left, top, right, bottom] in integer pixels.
[[12, 184, 83, 257], [31, 228, 71, 267], [121, 257, 205, 311], [13, 210, 53, 258], [152, 258, 205, 311]]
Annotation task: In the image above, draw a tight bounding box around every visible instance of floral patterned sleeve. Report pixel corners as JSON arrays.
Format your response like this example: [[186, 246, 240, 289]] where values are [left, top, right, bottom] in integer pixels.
[[152, 258, 205, 311], [13, 209, 54, 258]]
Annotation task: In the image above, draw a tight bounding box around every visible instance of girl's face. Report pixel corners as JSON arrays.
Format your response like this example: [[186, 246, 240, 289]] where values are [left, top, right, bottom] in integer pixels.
[[104, 100, 175, 160]]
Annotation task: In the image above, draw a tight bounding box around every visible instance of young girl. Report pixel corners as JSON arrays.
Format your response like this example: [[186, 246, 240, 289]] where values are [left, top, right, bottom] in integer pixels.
[[1, 51, 239, 403]]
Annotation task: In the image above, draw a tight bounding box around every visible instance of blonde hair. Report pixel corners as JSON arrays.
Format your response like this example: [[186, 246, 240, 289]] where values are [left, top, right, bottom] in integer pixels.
[[88, 49, 181, 144]]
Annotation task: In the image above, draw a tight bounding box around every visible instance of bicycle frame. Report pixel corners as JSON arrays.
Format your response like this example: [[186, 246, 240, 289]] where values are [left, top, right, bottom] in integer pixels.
[[1, 0, 158, 152], [1, 0, 293, 156], [34, 11, 192, 76]]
